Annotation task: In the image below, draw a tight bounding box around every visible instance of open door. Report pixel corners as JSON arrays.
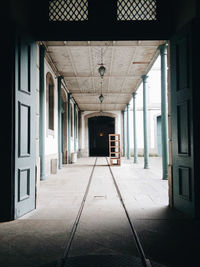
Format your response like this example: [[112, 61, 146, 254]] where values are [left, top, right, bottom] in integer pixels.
[[170, 24, 195, 216], [14, 35, 36, 218], [89, 116, 115, 156]]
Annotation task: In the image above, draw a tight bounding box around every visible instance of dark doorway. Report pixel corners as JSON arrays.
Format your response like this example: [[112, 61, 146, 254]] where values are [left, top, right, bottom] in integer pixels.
[[89, 116, 115, 156]]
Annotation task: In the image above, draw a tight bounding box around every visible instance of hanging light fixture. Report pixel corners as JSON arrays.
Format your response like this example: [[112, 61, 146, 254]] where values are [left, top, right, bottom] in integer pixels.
[[98, 48, 106, 79], [99, 94, 104, 103], [98, 79, 104, 117], [98, 65, 106, 79], [98, 81, 104, 103]]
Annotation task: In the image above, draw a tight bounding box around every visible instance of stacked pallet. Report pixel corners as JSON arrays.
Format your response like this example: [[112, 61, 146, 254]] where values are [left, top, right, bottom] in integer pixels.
[[109, 134, 121, 166]]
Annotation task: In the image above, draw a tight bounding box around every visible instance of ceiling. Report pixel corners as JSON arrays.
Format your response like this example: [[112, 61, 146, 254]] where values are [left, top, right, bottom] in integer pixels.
[[44, 40, 165, 111]]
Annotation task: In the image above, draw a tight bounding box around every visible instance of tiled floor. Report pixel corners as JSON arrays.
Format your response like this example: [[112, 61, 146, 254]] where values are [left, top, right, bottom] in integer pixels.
[[0, 157, 199, 267]]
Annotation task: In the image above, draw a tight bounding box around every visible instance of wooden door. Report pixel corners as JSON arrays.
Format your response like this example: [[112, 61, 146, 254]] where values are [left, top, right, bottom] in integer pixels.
[[14, 35, 36, 218], [170, 25, 195, 216]]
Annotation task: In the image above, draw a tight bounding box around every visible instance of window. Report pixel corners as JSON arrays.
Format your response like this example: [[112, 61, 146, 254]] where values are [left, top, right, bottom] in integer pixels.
[[71, 104, 73, 137], [117, 0, 157, 21], [49, 0, 88, 21], [48, 84, 54, 130], [46, 73, 54, 132], [76, 110, 78, 138]]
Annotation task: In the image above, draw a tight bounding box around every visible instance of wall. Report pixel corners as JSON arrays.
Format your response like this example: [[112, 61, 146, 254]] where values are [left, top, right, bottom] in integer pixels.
[[174, 0, 196, 31], [43, 62, 79, 171]]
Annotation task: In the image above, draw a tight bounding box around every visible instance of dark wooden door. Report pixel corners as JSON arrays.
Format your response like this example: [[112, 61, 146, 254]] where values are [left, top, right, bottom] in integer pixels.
[[14, 35, 36, 218], [89, 116, 115, 156], [170, 25, 195, 216]]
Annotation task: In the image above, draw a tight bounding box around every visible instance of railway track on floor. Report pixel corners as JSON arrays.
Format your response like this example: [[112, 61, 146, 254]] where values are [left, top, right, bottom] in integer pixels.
[[57, 157, 152, 267]]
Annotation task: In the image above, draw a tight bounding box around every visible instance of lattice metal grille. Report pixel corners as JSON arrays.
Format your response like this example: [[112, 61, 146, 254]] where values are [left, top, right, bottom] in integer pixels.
[[49, 0, 88, 21], [117, 0, 157, 21]]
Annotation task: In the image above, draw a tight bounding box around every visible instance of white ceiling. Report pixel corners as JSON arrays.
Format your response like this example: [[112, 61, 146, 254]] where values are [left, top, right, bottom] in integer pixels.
[[44, 40, 165, 111]]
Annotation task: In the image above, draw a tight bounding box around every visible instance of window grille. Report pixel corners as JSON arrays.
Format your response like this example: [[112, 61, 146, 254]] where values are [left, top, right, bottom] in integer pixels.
[[49, 0, 88, 21], [117, 0, 157, 21]]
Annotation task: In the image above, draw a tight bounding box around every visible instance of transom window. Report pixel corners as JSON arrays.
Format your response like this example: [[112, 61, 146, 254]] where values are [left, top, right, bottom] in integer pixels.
[[117, 0, 157, 21], [49, 0, 88, 21], [49, 0, 157, 22]]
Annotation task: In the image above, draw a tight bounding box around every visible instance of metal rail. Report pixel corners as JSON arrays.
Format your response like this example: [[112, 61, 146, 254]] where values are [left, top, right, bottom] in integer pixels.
[[58, 157, 152, 267], [59, 157, 97, 267], [106, 157, 152, 267]]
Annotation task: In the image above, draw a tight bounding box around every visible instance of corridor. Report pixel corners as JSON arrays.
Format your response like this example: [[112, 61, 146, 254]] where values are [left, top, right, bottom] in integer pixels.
[[2, 2, 200, 267], [1, 157, 200, 267]]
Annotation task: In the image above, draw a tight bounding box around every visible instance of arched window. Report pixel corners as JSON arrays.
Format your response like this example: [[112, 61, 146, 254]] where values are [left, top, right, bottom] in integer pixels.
[[76, 110, 78, 138], [46, 73, 54, 131], [71, 104, 73, 137]]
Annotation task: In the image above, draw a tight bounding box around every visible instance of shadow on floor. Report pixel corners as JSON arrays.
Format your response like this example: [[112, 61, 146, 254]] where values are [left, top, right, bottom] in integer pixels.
[[40, 255, 165, 267]]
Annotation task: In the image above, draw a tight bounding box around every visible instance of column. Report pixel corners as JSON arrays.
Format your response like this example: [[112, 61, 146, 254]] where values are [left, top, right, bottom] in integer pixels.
[[133, 92, 138, 163], [142, 75, 149, 169], [74, 103, 77, 153], [127, 103, 130, 159], [122, 110, 126, 157], [57, 76, 62, 169], [78, 110, 81, 156], [39, 45, 46, 180], [67, 93, 71, 164], [159, 44, 169, 180]]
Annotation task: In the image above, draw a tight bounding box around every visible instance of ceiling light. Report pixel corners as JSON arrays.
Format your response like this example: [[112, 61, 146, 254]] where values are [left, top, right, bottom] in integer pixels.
[[98, 48, 106, 79], [99, 94, 104, 103], [98, 65, 106, 79]]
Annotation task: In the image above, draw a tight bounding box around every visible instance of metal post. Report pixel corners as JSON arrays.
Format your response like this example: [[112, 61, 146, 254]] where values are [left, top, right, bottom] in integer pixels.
[[67, 93, 71, 164], [159, 44, 169, 180], [58, 76, 62, 169], [74, 103, 77, 153], [39, 45, 46, 180], [142, 75, 149, 169], [78, 110, 81, 156], [127, 103, 130, 159], [122, 110, 126, 157], [133, 92, 138, 163]]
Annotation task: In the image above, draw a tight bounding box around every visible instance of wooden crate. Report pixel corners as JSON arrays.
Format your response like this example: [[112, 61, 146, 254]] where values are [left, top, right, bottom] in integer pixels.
[[109, 134, 121, 166]]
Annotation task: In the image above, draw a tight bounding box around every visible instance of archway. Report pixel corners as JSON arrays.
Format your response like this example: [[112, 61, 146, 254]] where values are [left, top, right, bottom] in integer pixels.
[[89, 116, 115, 156]]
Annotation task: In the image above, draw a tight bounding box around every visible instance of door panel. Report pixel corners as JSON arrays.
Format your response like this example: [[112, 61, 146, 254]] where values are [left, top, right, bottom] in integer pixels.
[[15, 36, 36, 219], [170, 26, 195, 216]]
